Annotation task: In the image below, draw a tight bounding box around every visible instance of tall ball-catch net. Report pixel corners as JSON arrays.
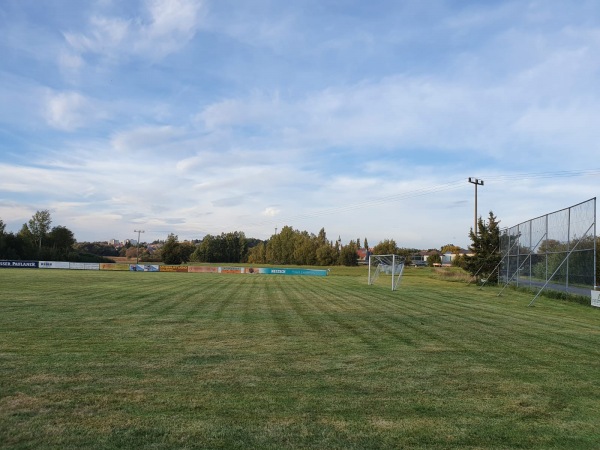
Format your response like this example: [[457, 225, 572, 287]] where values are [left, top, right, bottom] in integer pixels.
[[368, 254, 405, 291], [498, 197, 596, 306]]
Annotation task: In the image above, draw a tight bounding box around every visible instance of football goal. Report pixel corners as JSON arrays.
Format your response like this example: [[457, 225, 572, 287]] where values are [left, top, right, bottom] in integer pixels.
[[368, 254, 405, 291]]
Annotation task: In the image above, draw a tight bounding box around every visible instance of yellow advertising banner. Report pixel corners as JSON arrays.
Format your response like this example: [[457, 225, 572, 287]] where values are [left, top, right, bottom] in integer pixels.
[[100, 263, 130, 271], [159, 265, 189, 273]]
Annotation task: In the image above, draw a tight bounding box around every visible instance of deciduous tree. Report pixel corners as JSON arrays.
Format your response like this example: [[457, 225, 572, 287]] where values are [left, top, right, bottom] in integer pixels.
[[28, 210, 52, 252], [161, 233, 182, 265], [372, 239, 398, 255]]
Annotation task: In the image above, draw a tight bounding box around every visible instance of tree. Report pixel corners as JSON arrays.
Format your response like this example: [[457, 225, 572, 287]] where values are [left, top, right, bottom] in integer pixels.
[[179, 242, 196, 263], [125, 247, 139, 259], [266, 226, 296, 264], [28, 210, 52, 252], [17, 224, 35, 259], [372, 239, 398, 255], [247, 242, 267, 264], [316, 243, 338, 266], [441, 244, 462, 254], [427, 252, 442, 267], [161, 233, 182, 265], [464, 211, 501, 282], [339, 241, 359, 266], [190, 232, 247, 263], [47, 226, 76, 252]]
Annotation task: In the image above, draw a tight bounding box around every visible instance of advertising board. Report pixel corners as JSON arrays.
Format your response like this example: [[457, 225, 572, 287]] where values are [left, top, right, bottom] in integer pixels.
[[592, 290, 600, 308], [220, 267, 244, 274], [0, 260, 39, 269], [159, 265, 189, 273], [100, 263, 130, 271], [39, 261, 70, 269], [188, 266, 219, 273], [250, 267, 328, 276], [69, 263, 100, 270], [130, 264, 160, 272]]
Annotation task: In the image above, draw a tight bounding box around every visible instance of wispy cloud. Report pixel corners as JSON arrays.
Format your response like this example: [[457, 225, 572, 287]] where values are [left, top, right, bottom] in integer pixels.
[[1, 0, 599, 247], [62, 0, 205, 62], [44, 90, 99, 131]]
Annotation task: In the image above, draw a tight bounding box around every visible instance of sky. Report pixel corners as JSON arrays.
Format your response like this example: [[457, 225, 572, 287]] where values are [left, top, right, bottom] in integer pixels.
[[1, 0, 599, 249]]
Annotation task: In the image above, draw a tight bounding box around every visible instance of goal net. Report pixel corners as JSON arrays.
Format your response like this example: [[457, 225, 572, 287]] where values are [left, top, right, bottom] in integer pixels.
[[368, 254, 405, 291]]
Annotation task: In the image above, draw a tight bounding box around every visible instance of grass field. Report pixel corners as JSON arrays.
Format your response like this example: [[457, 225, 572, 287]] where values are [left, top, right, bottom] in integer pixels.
[[1, 267, 599, 449]]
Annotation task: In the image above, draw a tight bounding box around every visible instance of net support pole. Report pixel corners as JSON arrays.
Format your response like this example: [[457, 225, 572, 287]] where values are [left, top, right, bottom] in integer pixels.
[[391, 254, 396, 291]]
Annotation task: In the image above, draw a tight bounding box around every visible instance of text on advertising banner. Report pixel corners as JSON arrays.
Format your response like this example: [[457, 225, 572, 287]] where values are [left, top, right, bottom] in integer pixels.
[[0, 260, 38, 269]]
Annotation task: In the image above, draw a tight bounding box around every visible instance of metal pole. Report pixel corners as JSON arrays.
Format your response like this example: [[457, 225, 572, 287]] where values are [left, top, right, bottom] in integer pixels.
[[392, 254, 396, 291], [134, 229, 145, 265], [594, 197, 597, 290], [468, 178, 484, 234]]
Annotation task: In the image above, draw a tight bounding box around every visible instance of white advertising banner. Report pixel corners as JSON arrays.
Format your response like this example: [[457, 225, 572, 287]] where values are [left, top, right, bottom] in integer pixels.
[[69, 263, 100, 270], [39, 261, 70, 269], [592, 290, 600, 308]]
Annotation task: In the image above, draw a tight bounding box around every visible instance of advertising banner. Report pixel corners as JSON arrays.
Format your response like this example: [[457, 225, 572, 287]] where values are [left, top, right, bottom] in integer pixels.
[[220, 267, 244, 274], [39, 261, 70, 269], [100, 263, 130, 271], [592, 290, 600, 308], [130, 264, 160, 272], [0, 260, 39, 269], [69, 263, 100, 270], [159, 265, 189, 273], [188, 266, 219, 273], [250, 267, 328, 276]]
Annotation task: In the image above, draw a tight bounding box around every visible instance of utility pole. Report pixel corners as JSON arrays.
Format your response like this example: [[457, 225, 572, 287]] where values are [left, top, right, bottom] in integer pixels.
[[468, 178, 484, 235], [134, 229, 145, 265]]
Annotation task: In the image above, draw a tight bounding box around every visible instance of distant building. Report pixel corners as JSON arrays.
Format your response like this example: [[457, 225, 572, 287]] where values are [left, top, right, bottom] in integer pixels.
[[356, 248, 372, 264], [109, 239, 120, 246]]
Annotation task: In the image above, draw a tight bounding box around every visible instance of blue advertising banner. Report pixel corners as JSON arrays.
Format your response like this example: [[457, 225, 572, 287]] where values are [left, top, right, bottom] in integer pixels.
[[130, 264, 160, 272], [0, 260, 39, 269]]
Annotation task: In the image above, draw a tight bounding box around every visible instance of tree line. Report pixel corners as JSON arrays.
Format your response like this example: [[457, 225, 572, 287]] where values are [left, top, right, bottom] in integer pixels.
[[160, 227, 364, 266], [0, 210, 112, 263], [8, 209, 595, 283], [0, 210, 497, 269]]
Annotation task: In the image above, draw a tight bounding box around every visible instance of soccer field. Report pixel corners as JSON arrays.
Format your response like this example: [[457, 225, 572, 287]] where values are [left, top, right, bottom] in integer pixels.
[[1, 267, 599, 449]]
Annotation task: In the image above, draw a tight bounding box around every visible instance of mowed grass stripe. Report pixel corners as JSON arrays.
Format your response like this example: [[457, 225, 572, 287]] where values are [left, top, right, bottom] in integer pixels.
[[1, 268, 600, 449]]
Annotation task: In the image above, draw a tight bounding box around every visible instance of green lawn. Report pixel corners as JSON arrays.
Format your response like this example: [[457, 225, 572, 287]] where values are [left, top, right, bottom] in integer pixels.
[[1, 267, 599, 449]]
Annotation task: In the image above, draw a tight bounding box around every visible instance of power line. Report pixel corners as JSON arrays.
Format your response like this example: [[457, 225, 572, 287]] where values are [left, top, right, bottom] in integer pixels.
[[246, 168, 600, 228]]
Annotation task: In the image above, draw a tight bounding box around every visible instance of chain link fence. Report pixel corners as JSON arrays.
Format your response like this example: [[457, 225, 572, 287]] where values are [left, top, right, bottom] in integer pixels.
[[499, 198, 596, 295]]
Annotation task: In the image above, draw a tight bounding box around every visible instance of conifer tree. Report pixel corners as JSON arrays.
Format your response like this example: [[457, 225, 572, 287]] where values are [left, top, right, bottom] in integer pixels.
[[464, 211, 501, 282]]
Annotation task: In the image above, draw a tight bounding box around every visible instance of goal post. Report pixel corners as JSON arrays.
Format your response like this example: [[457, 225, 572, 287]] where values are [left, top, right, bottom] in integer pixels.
[[368, 254, 405, 291]]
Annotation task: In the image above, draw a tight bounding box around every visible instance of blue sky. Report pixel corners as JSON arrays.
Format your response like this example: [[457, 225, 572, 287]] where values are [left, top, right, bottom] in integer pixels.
[[1, 0, 599, 249]]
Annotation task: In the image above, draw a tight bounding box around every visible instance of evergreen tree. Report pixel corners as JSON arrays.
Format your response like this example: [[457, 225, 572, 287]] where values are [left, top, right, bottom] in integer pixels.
[[464, 211, 501, 282]]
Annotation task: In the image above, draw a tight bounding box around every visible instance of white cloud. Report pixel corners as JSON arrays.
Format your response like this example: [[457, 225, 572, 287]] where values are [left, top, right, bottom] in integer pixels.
[[110, 125, 185, 153], [262, 207, 280, 217], [63, 0, 205, 61], [44, 90, 96, 131]]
